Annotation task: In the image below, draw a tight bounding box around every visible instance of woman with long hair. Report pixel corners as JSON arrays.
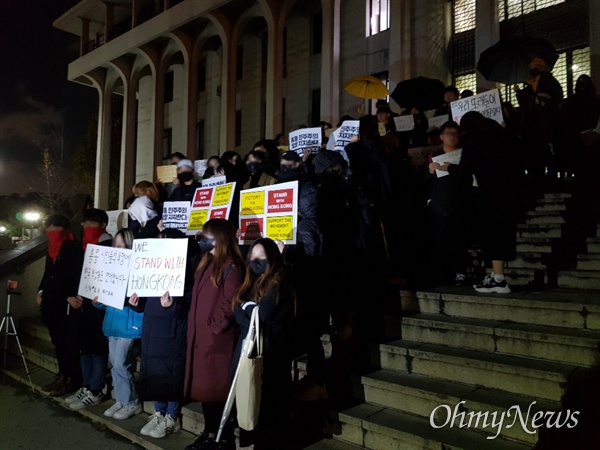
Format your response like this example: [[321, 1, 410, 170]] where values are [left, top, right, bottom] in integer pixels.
[[232, 238, 296, 449], [184, 219, 245, 450]]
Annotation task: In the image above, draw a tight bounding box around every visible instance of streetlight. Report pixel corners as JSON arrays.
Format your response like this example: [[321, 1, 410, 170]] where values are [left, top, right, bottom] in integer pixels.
[[0, 226, 6, 234], [24, 212, 41, 240]]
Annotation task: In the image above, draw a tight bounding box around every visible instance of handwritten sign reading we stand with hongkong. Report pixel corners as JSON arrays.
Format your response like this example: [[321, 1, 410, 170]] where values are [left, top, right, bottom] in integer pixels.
[[239, 181, 299, 245], [186, 182, 236, 235], [126, 238, 188, 297]]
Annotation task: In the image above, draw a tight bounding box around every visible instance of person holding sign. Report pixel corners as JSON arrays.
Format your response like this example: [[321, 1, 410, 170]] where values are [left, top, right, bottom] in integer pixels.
[[67, 209, 112, 411], [243, 150, 277, 190], [91, 228, 144, 420], [129, 228, 193, 439], [37, 214, 84, 397], [231, 238, 296, 449], [184, 219, 245, 450], [169, 159, 201, 203]]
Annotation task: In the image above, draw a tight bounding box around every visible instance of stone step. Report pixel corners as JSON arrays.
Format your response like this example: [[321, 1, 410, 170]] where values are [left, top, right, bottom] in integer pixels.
[[337, 403, 530, 450], [361, 370, 560, 445], [414, 287, 600, 330], [504, 268, 541, 286], [304, 439, 363, 450], [525, 215, 565, 225], [587, 238, 600, 254], [505, 253, 545, 270], [19, 316, 51, 343], [517, 224, 562, 239], [558, 270, 600, 290], [6, 333, 59, 374], [379, 340, 577, 402], [515, 240, 552, 253], [543, 192, 571, 200], [534, 203, 567, 212], [143, 401, 205, 435], [400, 314, 600, 366], [575, 254, 600, 271]]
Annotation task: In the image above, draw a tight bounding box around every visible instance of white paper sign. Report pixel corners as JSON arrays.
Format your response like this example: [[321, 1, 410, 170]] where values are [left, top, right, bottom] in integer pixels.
[[78, 244, 132, 310], [127, 239, 188, 297], [289, 127, 322, 156], [450, 88, 503, 125], [333, 120, 360, 152], [194, 159, 208, 177], [162, 202, 190, 231], [394, 115, 415, 132], [432, 149, 463, 178], [428, 115, 448, 130], [201, 176, 227, 187], [106, 210, 128, 237], [187, 182, 237, 235]]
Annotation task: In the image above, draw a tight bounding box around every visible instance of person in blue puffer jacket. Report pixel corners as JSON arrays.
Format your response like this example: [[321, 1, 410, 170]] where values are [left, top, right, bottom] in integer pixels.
[[92, 228, 144, 420]]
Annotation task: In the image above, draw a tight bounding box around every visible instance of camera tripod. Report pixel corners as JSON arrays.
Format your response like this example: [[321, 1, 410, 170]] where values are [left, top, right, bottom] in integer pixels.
[[1, 290, 33, 387]]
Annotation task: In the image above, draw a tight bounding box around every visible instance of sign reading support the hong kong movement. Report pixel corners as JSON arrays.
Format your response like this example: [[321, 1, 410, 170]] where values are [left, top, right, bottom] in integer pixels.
[[162, 202, 191, 232], [187, 182, 236, 235], [450, 88, 503, 125], [127, 238, 188, 297], [78, 244, 132, 310], [239, 181, 299, 245], [288, 127, 322, 156]]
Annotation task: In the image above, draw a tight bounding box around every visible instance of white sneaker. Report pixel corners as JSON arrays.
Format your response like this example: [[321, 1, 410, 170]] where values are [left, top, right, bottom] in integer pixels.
[[140, 412, 163, 436], [70, 390, 102, 410], [113, 403, 143, 420], [65, 387, 87, 404], [149, 414, 181, 438], [103, 401, 124, 417]]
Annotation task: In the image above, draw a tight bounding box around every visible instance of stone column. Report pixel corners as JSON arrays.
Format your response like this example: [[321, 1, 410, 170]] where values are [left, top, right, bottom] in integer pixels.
[[104, 1, 114, 42], [152, 67, 166, 170], [265, 20, 284, 139], [132, 0, 141, 27], [184, 59, 198, 159], [95, 82, 112, 209], [80, 18, 90, 56], [222, 38, 236, 150], [119, 74, 137, 209], [590, 0, 600, 89], [475, 0, 499, 92], [320, 0, 340, 124]]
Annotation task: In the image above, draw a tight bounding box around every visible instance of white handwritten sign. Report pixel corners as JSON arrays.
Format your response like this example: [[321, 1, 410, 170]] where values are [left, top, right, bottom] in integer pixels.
[[162, 202, 190, 231], [428, 115, 448, 130], [394, 115, 415, 132], [202, 176, 227, 187], [194, 159, 208, 177], [432, 149, 463, 178], [289, 127, 322, 156], [450, 88, 503, 125], [127, 239, 188, 297], [78, 244, 132, 310], [106, 210, 128, 237]]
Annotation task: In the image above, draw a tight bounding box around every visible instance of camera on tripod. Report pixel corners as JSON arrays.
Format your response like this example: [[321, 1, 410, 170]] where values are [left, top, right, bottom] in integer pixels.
[[7, 280, 18, 294]]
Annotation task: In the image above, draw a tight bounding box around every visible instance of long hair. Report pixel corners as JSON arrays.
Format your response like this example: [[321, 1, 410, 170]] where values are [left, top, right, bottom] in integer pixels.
[[115, 228, 134, 249], [196, 219, 244, 287], [232, 238, 291, 309], [132, 181, 159, 201]]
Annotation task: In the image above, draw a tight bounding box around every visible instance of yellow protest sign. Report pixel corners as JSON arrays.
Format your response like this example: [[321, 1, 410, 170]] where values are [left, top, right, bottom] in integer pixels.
[[266, 216, 294, 241], [213, 184, 234, 207], [188, 209, 209, 232], [156, 165, 177, 183], [241, 191, 265, 215]]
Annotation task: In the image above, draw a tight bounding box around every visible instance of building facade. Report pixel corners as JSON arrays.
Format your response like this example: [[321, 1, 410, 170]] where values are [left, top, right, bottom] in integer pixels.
[[54, 0, 600, 209]]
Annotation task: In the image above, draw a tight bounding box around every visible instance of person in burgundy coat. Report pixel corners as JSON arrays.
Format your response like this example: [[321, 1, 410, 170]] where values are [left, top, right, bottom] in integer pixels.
[[184, 219, 245, 450]]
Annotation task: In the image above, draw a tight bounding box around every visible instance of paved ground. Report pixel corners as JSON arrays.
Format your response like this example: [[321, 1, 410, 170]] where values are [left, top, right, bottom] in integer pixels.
[[0, 377, 141, 450]]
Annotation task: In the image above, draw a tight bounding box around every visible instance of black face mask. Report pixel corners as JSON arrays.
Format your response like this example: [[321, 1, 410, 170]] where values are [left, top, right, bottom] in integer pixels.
[[177, 172, 194, 183], [247, 162, 262, 176], [198, 236, 215, 253], [529, 68, 541, 77], [250, 258, 268, 275], [277, 167, 303, 182]]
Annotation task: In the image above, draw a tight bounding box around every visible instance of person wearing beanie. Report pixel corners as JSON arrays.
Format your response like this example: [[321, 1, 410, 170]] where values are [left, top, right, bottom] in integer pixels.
[[37, 214, 84, 397], [169, 159, 202, 203], [66, 208, 112, 411]]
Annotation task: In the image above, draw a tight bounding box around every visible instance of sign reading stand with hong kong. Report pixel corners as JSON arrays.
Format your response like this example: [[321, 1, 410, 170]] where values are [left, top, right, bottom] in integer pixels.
[[450, 88, 503, 125], [126, 238, 188, 297], [288, 127, 322, 156], [78, 244, 132, 310], [238, 181, 299, 245], [187, 182, 236, 235]]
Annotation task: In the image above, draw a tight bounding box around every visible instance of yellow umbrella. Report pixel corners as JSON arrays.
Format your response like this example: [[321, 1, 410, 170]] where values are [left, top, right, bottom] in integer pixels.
[[343, 75, 389, 100]]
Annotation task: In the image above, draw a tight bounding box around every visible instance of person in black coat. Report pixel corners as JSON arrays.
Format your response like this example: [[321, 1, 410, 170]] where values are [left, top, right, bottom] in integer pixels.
[[434, 85, 460, 120], [169, 159, 202, 203], [232, 238, 296, 450], [128, 181, 161, 238], [128, 229, 193, 439], [448, 112, 520, 294], [37, 214, 84, 396]]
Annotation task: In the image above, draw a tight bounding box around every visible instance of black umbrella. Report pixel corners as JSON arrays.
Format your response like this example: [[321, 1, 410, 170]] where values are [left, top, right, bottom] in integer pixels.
[[477, 37, 559, 84], [390, 76, 445, 112]]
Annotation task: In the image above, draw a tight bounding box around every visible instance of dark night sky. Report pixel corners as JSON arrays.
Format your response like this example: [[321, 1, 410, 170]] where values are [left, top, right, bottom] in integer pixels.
[[0, 0, 97, 195]]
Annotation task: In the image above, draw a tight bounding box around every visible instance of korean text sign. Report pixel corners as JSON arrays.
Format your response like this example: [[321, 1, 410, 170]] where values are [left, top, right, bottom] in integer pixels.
[[78, 244, 132, 310], [239, 181, 299, 245], [289, 127, 322, 156], [187, 182, 236, 235], [126, 239, 188, 297], [450, 88, 503, 125], [333, 120, 360, 153], [162, 202, 191, 232]]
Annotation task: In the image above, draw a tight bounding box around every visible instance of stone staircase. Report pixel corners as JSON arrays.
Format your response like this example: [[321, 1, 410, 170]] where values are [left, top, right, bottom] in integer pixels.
[[332, 287, 600, 449], [1, 316, 335, 450], [558, 225, 600, 290]]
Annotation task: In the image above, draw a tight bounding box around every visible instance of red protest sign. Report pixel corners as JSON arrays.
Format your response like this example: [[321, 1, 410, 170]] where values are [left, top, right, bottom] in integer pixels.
[[192, 188, 213, 208], [210, 207, 228, 220], [240, 218, 264, 242], [267, 188, 294, 213]]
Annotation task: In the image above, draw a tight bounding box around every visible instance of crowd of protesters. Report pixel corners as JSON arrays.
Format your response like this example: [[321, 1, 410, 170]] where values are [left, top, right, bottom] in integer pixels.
[[35, 59, 600, 449]]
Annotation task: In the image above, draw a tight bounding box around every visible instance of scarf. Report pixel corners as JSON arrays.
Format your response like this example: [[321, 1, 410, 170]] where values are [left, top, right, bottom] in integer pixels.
[[82, 227, 106, 251], [128, 196, 158, 227], [47, 230, 74, 261]]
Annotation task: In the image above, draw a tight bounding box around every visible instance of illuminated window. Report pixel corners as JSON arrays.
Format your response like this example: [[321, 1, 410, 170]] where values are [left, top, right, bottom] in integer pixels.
[[453, 0, 476, 33], [368, 0, 390, 36], [454, 72, 477, 95], [571, 47, 591, 85], [499, 0, 565, 21]]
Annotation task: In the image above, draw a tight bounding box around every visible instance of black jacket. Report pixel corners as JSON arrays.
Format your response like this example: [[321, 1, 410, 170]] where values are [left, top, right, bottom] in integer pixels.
[[169, 180, 202, 203], [422, 149, 471, 216]]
